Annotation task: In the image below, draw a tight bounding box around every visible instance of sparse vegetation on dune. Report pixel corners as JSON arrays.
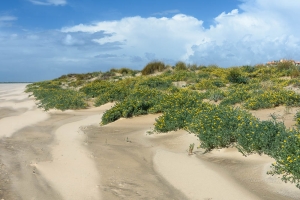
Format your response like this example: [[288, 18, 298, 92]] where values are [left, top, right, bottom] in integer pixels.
[[26, 60, 300, 188]]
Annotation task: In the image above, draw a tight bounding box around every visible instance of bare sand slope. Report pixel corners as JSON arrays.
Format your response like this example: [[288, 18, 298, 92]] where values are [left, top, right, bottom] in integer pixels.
[[249, 105, 299, 129]]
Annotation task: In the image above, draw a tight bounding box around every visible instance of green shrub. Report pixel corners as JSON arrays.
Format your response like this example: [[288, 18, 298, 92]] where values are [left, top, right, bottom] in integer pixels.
[[116, 67, 135, 75], [80, 80, 113, 98], [193, 79, 217, 90], [243, 89, 300, 110], [26, 85, 87, 111], [277, 61, 294, 71], [208, 89, 226, 102], [154, 90, 205, 132], [174, 61, 188, 71], [227, 68, 249, 84], [142, 61, 166, 75], [135, 76, 173, 90], [166, 71, 196, 82], [101, 88, 164, 124]]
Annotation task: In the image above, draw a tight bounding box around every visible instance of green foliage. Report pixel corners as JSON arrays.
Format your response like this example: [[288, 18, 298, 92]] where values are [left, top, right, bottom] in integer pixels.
[[174, 61, 188, 71], [135, 76, 174, 90], [101, 88, 164, 125], [295, 111, 300, 128], [220, 85, 253, 106], [154, 90, 206, 132], [227, 68, 248, 84], [76, 78, 136, 107], [192, 79, 218, 90], [80, 80, 113, 98], [277, 61, 295, 71], [187, 105, 253, 150], [241, 65, 256, 73], [243, 89, 300, 110], [26, 81, 87, 111], [56, 72, 101, 81], [208, 89, 226, 102], [101, 71, 115, 80], [166, 70, 197, 82], [110, 67, 137, 75], [187, 64, 198, 71], [141, 61, 166, 75]]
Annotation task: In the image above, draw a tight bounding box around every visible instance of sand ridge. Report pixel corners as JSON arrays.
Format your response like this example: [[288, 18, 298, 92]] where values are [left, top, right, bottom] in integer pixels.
[[34, 114, 104, 200]]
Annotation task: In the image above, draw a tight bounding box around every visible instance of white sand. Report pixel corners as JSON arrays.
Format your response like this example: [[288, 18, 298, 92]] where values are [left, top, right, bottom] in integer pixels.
[[0, 110, 49, 137], [0, 84, 49, 138], [154, 149, 260, 200], [34, 113, 104, 200]]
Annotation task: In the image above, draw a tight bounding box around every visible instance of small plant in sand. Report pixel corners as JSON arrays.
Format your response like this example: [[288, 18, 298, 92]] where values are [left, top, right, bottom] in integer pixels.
[[188, 143, 195, 155], [146, 129, 155, 135], [284, 105, 292, 114]]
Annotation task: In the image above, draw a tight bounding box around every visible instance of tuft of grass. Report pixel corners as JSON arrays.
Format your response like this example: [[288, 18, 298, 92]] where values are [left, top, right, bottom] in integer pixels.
[[141, 61, 166, 75], [174, 61, 188, 71]]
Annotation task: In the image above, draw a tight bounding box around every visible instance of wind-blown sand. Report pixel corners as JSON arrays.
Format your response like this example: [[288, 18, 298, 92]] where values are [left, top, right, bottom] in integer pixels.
[[1, 83, 300, 199]]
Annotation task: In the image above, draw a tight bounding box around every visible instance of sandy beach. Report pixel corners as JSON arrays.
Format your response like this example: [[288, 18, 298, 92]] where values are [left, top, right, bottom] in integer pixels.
[[1, 83, 300, 200]]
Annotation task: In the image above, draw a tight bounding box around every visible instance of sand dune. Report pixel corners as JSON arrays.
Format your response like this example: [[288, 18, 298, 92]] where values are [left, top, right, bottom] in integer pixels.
[[1, 84, 300, 200]]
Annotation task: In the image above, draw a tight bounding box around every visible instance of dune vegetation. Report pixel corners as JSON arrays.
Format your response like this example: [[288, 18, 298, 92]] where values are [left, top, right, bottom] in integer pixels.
[[26, 60, 300, 188]]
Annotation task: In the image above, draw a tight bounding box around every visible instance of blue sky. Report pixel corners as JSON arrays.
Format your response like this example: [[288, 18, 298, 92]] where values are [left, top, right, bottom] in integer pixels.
[[1, 0, 300, 82]]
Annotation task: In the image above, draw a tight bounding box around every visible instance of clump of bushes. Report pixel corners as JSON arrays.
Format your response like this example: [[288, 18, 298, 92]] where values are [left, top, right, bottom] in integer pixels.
[[243, 89, 300, 110], [174, 61, 188, 71], [110, 67, 137, 75], [26, 82, 87, 111], [101, 88, 164, 124], [277, 60, 295, 71], [227, 68, 248, 84], [141, 61, 166, 75], [135, 76, 174, 90]]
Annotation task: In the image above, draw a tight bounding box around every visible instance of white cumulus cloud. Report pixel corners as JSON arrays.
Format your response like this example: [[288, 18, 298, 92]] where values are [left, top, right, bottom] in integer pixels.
[[60, 0, 300, 67]]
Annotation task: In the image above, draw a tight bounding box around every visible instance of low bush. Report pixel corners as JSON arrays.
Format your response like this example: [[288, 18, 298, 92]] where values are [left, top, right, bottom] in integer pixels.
[[26, 82, 87, 111], [174, 61, 188, 71], [101, 88, 165, 125], [243, 89, 300, 110], [227, 68, 249, 84], [141, 61, 166, 75]]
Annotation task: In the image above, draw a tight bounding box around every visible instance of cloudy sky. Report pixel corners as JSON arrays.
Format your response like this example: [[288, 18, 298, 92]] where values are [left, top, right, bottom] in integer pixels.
[[1, 0, 300, 82]]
